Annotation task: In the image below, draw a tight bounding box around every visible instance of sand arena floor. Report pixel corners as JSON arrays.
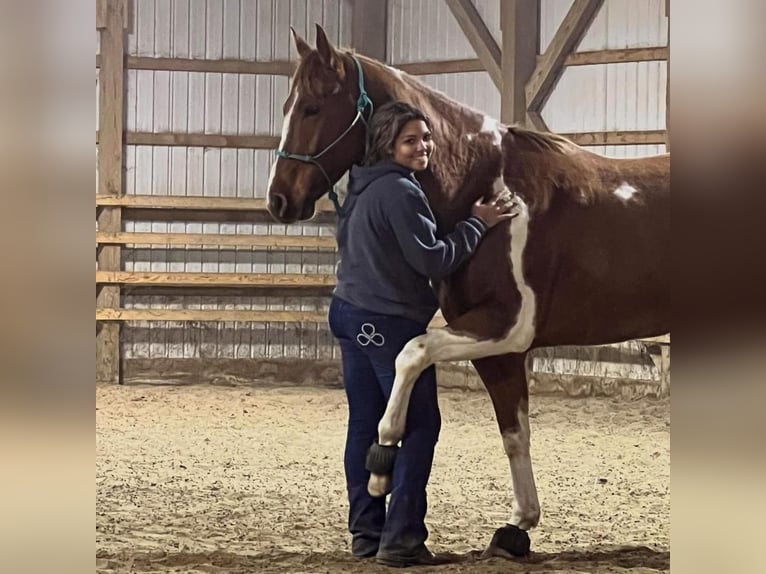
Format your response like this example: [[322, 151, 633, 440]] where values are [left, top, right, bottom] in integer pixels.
[[96, 383, 669, 573]]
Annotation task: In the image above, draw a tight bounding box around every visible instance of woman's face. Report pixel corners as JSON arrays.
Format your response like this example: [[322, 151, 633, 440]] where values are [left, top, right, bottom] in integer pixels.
[[391, 119, 434, 172]]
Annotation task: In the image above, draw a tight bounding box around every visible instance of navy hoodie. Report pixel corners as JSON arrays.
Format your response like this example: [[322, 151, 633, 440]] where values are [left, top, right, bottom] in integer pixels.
[[334, 160, 488, 325]]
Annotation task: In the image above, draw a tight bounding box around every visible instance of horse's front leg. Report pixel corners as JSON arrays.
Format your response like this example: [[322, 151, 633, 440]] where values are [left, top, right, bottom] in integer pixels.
[[366, 302, 534, 497], [472, 352, 539, 558]]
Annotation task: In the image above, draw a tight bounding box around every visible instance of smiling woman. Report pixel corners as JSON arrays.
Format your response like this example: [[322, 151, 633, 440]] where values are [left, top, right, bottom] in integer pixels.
[[362, 101, 434, 169]]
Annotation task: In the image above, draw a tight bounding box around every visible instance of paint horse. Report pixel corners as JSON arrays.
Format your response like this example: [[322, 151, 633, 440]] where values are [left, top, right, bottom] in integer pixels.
[[267, 25, 669, 558]]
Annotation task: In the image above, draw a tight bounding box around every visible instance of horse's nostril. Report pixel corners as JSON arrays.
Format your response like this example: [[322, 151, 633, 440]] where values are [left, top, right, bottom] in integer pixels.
[[269, 193, 288, 219]]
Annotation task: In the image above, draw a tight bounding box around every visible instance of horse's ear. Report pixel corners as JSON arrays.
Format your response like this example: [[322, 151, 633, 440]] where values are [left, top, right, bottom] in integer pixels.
[[291, 26, 311, 59], [315, 24, 341, 74]]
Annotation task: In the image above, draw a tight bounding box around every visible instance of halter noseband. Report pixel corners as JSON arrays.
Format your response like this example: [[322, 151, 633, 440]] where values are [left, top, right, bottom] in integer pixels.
[[275, 55, 373, 216]]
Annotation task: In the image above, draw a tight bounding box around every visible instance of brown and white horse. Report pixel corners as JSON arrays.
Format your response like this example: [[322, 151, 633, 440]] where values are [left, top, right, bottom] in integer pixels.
[[267, 25, 669, 557]]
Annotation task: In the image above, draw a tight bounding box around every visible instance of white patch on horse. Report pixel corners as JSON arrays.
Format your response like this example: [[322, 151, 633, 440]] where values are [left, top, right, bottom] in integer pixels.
[[375, 194, 536, 448], [502, 406, 540, 530], [614, 182, 638, 201], [267, 89, 298, 191], [480, 115, 503, 146], [385, 64, 404, 80]]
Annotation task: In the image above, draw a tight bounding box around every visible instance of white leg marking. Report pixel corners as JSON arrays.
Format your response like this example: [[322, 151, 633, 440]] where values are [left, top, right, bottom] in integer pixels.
[[267, 89, 298, 191], [502, 406, 540, 530], [614, 181, 638, 201], [377, 338, 430, 445], [504, 195, 537, 352], [377, 194, 536, 446]]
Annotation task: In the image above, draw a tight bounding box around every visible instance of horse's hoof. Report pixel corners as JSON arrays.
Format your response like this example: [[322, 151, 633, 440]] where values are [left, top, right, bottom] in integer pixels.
[[365, 442, 398, 475], [367, 473, 391, 497], [487, 524, 531, 558]]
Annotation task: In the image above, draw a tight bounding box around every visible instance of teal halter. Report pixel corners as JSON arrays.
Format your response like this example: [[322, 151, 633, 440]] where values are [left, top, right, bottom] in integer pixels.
[[275, 55, 373, 216]]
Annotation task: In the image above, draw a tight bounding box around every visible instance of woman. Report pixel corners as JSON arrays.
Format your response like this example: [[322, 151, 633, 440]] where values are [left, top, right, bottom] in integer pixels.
[[328, 101, 516, 567]]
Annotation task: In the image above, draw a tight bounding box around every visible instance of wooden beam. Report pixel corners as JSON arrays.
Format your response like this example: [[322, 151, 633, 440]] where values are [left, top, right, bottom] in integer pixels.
[[96, 131, 280, 149], [444, 0, 503, 90], [351, 0, 388, 61], [500, 0, 540, 125], [96, 0, 126, 384], [560, 129, 667, 146], [96, 194, 335, 213], [96, 271, 337, 287], [116, 286, 335, 299], [97, 232, 337, 249], [526, 0, 605, 113], [96, 55, 296, 76], [98, 50, 681, 80], [526, 110, 549, 132], [565, 46, 668, 66], [97, 309, 329, 323], [96, 0, 128, 29], [395, 58, 485, 76]]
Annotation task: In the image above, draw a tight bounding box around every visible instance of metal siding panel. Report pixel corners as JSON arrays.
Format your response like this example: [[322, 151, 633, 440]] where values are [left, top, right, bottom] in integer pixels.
[[223, 0, 241, 58], [136, 0, 155, 56], [538, 0, 667, 159], [322, 0, 341, 45], [189, 0, 206, 58], [172, 0, 191, 58]]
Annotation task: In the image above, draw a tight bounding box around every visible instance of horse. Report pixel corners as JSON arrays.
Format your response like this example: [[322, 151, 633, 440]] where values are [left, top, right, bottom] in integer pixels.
[[266, 24, 669, 558]]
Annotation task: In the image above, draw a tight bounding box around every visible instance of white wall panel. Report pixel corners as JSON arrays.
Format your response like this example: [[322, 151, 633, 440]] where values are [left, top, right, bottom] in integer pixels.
[[119, 1, 344, 360]]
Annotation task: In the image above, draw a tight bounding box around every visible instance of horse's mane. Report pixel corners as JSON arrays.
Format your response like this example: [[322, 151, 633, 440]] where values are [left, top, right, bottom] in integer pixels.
[[505, 126, 575, 154], [502, 126, 602, 213]]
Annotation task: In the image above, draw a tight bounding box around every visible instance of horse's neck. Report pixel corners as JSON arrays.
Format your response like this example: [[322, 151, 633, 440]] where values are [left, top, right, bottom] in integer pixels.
[[417, 98, 504, 229], [363, 56, 502, 228]]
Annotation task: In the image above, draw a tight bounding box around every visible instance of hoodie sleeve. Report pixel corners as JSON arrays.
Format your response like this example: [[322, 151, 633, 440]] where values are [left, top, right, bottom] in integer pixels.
[[386, 179, 488, 281]]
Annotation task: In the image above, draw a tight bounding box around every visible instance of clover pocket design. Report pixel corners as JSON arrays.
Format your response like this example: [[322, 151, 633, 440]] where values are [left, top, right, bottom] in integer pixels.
[[356, 322, 385, 347]]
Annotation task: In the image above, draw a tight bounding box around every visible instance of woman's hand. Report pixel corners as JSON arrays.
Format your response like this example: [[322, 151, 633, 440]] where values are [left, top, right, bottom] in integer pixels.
[[471, 189, 521, 228]]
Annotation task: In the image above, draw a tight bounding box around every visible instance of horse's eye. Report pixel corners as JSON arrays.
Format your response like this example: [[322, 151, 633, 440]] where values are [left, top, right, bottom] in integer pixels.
[[304, 105, 320, 117]]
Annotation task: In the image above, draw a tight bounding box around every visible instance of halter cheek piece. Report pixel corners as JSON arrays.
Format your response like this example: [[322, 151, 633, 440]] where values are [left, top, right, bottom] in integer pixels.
[[275, 55, 373, 216]]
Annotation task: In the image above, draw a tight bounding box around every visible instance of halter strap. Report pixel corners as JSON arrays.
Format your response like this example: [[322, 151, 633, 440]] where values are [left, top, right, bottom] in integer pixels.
[[275, 55, 373, 216]]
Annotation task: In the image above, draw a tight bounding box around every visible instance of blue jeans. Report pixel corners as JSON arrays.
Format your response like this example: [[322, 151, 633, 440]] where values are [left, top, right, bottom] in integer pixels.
[[328, 296, 441, 560]]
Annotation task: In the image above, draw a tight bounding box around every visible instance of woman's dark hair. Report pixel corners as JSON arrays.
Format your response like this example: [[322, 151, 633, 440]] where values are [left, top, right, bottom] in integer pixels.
[[363, 101, 433, 166]]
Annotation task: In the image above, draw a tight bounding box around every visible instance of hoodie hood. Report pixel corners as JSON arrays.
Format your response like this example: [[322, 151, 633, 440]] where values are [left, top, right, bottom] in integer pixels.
[[347, 160, 416, 195]]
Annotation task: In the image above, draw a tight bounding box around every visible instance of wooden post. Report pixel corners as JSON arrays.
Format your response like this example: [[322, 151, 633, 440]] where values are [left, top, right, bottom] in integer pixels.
[[500, 0, 540, 126], [96, 0, 127, 383], [350, 0, 388, 61], [444, 0, 503, 90], [525, 0, 604, 121]]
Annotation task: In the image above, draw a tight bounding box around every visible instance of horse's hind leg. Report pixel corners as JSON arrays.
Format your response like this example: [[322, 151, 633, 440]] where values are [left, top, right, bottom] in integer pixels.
[[472, 352, 539, 558]]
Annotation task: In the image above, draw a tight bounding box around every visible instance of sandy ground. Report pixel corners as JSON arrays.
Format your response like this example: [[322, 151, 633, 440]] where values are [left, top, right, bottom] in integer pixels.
[[96, 383, 669, 573]]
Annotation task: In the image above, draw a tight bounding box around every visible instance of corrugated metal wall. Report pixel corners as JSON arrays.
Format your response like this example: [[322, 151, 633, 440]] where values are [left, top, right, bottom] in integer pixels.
[[99, 0, 668, 380], [117, 0, 351, 360], [388, 0, 667, 157], [540, 0, 668, 157], [388, 0, 501, 117]]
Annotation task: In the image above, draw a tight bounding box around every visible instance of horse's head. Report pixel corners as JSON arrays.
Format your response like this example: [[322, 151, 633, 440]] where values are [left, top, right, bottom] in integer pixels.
[[267, 25, 371, 223]]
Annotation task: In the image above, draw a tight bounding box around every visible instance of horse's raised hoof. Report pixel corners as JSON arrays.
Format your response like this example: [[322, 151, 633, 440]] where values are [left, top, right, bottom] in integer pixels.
[[365, 442, 398, 474], [367, 472, 391, 497], [485, 524, 531, 558]]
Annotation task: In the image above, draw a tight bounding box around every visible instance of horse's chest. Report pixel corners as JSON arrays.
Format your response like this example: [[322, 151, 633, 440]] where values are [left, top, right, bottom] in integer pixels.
[[438, 227, 522, 320]]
